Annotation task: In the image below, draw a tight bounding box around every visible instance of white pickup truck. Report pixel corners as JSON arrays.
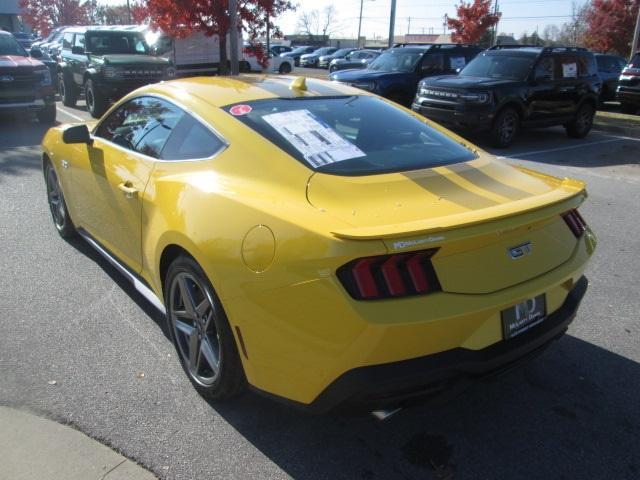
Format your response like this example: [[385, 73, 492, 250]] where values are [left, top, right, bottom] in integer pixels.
[[147, 30, 293, 76]]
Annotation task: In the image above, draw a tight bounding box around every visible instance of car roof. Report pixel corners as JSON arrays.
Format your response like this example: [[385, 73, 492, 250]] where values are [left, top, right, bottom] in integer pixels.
[[64, 25, 146, 34], [135, 75, 368, 109]]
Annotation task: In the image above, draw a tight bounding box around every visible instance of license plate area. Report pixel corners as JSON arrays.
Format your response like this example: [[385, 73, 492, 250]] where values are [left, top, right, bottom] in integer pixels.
[[501, 294, 547, 339]]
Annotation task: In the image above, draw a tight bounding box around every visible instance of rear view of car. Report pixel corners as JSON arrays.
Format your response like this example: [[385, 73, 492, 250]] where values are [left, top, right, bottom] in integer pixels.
[[594, 53, 627, 102], [617, 52, 640, 114]]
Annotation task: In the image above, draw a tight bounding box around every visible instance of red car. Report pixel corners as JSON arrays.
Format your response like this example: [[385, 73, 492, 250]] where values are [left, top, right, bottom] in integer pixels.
[[0, 30, 56, 123]]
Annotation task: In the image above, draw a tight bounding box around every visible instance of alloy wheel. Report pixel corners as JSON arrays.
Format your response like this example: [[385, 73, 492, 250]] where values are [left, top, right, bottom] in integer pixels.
[[169, 272, 221, 386], [499, 112, 517, 144], [46, 166, 65, 229]]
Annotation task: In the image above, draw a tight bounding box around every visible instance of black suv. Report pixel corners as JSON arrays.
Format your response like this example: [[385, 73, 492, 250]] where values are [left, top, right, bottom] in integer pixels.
[[58, 26, 175, 118], [330, 43, 482, 106], [413, 45, 601, 147], [617, 52, 640, 114]]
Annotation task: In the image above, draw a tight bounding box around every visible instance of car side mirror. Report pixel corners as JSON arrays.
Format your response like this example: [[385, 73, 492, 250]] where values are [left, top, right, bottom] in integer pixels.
[[30, 47, 43, 58], [71, 46, 85, 55], [63, 125, 92, 144]]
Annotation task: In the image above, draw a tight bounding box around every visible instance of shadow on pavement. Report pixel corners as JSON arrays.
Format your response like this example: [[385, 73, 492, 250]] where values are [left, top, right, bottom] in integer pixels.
[[0, 115, 57, 179], [208, 335, 640, 480]]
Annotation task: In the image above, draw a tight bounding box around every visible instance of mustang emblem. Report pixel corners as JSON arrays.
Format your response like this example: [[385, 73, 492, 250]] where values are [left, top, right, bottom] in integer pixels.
[[508, 241, 532, 259]]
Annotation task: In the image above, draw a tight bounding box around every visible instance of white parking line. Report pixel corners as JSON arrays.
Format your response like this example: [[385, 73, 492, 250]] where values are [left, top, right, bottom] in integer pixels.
[[56, 105, 86, 122], [501, 137, 639, 159]]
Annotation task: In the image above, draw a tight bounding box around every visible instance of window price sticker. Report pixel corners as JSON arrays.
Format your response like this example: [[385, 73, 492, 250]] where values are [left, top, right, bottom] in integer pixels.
[[262, 109, 366, 168]]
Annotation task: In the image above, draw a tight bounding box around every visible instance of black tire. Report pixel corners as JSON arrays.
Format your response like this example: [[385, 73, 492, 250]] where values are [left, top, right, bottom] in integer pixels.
[[59, 73, 77, 107], [164, 255, 246, 400], [85, 78, 108, 118], [329, 66, 336, 73], [565, 102, 595, 139], [37, 104, 57, 124], [620, 103, 637, 115], [489, 107, 520, 148], [278, 61, 292, 74], [44, 161, 76, 238], [239, 61, 251, 73]]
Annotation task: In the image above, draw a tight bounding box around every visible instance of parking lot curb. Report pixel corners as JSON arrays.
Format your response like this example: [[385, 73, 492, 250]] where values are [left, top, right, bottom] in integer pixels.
[[0, 406, 156, 480]]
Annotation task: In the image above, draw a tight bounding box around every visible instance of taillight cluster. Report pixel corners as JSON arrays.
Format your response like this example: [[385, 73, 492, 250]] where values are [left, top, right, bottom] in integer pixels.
[[337, 249, 441, 300], [562, 209, 587, 237]]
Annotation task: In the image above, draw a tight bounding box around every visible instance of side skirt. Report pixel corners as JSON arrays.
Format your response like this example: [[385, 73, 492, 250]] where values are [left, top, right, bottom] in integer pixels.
[[77, 228, 166, 314]]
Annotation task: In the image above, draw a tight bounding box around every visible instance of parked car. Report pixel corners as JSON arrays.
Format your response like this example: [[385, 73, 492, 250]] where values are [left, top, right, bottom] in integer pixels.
[[29, 46, 59, 85], [594, 53, 627, 102], [280, 45, 315, 66], [11, 32, 34, 49], [0, 31, 56, 123], [36, 28, 66, 56], [269, 45, 291, 56], [617, 51, 640, 114], [414, 45, 601, 147], [242, 44, 293, 74], [58, 26, 175, 118], [318, 48, 356, 68], [330, 44, 482, 106], [42, 75, 595, 412], [329, 49, 380, 73], [300, 47, 337, 68], [31, 27, 64, 50]]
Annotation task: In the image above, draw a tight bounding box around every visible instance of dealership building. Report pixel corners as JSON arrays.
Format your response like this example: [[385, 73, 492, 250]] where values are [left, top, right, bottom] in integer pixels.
[[0, 0, 22, 32]]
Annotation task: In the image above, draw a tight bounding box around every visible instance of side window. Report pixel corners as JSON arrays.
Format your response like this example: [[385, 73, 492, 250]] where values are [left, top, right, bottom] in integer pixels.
[[95, 97, 184, 158], [576, 55, 596, 77], [74, 34, 84, 49], [62, 33, 73, 50], [535, 56, 554, 80], [420, 53, 445, 74], [161, 115, 225, 160]]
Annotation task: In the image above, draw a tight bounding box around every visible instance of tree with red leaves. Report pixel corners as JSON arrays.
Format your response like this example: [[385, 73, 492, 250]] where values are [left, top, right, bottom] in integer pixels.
[[146, 0, 294, 73], [447, 0, 501, 44], [20, 0, 90, 36], [584, 0, 639, 56]]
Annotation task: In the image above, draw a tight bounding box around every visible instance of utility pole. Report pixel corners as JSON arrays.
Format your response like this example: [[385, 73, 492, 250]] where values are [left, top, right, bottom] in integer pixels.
[[126, 0, 131, 23], [357, 0, 364, 48], [407, 17, 411, 35], [266, 13, 270, 56], [388, 0, 397, 48], [632, 5, 640, 58], [442, 14, 448, 35], [229, 0, 239, 75], [492, 0, 499, 45]]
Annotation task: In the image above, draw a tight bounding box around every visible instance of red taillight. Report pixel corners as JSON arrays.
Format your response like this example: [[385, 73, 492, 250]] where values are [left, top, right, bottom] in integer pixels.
[[337, 249, 441, 300], [562, 209, 587, 237]]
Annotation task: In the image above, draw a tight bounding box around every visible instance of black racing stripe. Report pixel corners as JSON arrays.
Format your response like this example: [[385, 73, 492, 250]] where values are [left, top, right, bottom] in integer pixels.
[[445, 163, 532, 201]]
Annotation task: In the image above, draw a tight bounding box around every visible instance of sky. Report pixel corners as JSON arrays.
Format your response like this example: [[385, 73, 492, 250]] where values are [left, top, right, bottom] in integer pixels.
[[104, 0, 589, 41]]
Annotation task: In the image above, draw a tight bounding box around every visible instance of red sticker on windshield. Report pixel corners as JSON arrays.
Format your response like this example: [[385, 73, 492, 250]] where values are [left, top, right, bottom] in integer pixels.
[[230, 104, 252, 116]]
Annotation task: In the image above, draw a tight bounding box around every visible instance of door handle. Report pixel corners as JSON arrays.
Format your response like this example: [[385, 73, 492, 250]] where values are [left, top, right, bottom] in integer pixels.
[[118, 182, 138, 198]]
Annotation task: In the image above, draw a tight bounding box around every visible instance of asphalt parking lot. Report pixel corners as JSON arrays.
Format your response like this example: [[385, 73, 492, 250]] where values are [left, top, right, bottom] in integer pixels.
[[1, 100, 639, 480]]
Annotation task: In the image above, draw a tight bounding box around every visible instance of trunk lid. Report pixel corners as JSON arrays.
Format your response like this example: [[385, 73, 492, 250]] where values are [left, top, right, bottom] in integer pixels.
[[307, 156, 586, 294]]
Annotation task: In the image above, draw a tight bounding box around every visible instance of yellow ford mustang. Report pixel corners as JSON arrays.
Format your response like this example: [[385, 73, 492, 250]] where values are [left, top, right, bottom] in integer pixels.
[[42, 75, 596, 412]]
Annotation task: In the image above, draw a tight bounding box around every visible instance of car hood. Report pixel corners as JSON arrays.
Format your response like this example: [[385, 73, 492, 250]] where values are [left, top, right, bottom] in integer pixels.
[[0, 55, 44, 68], [95, 54, 171, 65], [305, 153, 586, 240], [422, 75, 518, 89], [330, 69, 402, 82]]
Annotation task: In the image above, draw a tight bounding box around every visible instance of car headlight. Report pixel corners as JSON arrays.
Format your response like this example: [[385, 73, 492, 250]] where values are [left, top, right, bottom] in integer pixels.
[[165, 66, 176, 78], [103, 66, 121, 78], [459, 92, 490, 103], [36, 68, 51, 86], [351, 81, 376, 91]]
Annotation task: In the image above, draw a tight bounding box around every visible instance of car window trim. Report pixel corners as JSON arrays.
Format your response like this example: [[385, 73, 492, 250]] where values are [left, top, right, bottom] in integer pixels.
[[91, 93, 229, 163]]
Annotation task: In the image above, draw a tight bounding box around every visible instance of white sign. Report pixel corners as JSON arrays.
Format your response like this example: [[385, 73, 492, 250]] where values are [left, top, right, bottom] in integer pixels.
[[562, 62, 577, 78], [262, 109, 366, 168]]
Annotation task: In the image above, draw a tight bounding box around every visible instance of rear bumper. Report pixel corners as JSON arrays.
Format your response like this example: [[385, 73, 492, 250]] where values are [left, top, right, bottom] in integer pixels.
[[616, 89, 640, 106], [256, 276, 588, 413]]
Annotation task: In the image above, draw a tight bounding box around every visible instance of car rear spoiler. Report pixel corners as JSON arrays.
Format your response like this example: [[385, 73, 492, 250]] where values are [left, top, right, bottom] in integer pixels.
[[331, 172, 586, 240]]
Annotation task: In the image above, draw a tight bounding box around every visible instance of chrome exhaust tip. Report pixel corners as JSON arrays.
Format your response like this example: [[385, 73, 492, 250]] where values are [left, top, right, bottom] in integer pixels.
[[371, 407, 402, 421]]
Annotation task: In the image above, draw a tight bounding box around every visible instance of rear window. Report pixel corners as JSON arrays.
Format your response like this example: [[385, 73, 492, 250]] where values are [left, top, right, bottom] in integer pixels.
[[224, 96, 477, 176]]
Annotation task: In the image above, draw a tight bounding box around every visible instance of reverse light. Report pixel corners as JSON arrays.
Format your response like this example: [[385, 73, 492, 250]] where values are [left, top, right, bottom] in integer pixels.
[[337, 249, 441, 300], [563, 209, 587, 238]]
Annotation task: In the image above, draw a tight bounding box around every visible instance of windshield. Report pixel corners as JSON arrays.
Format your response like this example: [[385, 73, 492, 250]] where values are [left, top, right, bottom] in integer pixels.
[[460, 53, 536, 80], [224, 96, 476, 176], [368, 50, 422, 72], [86, 32, 150, 54], [0, 35, 27, 56], [291, 47, 310, 54], [333, 48, 353, 56], [314, 48, 334, 55]]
